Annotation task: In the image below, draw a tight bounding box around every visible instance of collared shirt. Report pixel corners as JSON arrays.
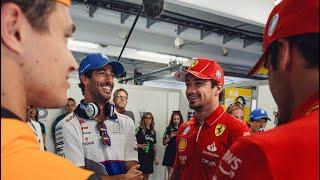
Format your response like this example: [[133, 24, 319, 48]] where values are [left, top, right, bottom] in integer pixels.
[[214, 92, 319, 180], [55, 107, 138, 175], [173, 105, 250, 180], [1, 108, 93, 180]]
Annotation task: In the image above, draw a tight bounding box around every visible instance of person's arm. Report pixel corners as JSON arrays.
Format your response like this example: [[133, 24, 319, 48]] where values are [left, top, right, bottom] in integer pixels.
[[100, 164, 143, 180], [124, 119, 138, 171], [55, 120, 85, 166], [162, 127, 171, 145]]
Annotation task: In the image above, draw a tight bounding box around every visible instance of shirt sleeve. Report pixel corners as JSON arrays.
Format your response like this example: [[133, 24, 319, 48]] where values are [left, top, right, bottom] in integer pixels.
[[124, 119, 138, 161], [55, 120, 85, 167], [228, 120, 250, 145], [214, 138, 273, 180]]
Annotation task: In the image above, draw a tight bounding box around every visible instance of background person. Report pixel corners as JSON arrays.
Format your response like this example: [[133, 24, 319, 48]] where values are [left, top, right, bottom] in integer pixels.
[[248, 108, 270, 133], [27, 106, 46, 151], [226, 102, 244, 122], [136, 112, 160, 180], [52, 97, 76, 143], [162, 111, 184, 180], [113, 88, 135, 123]]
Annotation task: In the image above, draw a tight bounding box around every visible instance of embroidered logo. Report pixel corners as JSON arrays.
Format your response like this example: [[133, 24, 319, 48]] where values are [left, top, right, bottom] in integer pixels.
[[215, 124, 226, 136], [178, 138, 187, 152], [182, 125, 191, 135], [207, 142, 217, 152], [268, 13, 279, 36]]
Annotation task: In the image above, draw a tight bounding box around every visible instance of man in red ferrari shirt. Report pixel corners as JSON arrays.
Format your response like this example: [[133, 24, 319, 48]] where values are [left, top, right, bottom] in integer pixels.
[[170, 58, 250, 180], [214, 0, 319, 179]]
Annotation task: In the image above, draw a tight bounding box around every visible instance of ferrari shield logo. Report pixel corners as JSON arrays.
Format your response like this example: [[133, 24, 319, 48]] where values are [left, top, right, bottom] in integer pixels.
[[190, 60, 198, 68], [215, 124, 226, 136]]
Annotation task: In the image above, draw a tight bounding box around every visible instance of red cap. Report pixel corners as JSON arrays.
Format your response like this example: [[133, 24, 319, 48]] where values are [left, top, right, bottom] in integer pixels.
[[248, 0, 319, 76], [174, 57, 224, 85]]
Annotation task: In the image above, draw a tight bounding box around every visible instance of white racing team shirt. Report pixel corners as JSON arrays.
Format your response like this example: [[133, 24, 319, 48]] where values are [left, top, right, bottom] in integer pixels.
[[55, 111, 138, 175]]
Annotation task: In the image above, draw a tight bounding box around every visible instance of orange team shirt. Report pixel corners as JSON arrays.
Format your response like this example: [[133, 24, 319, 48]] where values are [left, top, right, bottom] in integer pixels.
[[173, 105, 250, 180], [214, 92, 319, 180], [1, 114, 94, 179]]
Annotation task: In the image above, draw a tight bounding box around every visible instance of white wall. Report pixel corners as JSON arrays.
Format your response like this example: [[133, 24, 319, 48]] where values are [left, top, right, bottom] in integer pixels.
[[256, 84, 278, 130], [41, 75, 184, 180]]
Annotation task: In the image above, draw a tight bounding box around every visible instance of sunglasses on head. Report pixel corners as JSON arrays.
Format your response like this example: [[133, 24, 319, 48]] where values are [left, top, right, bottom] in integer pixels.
[[97, 122, 111, 146]]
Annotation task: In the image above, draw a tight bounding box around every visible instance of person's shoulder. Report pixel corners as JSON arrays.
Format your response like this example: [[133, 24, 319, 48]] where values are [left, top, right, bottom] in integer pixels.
[[117, 112, 134, 126], [57, 113, 78, 127]]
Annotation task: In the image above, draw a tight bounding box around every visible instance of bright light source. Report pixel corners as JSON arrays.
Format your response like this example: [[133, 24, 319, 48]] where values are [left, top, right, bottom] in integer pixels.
[[274, 0, 282, 5], [68, 39, 99, 49]]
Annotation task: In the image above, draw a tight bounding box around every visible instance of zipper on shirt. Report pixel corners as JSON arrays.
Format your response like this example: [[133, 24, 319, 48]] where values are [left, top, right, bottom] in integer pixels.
[[196, 121, 203, 142]]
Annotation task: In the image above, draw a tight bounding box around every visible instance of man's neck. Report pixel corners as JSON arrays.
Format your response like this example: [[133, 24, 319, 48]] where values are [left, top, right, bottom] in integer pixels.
[[290, 70, 319, 114], [116, 107, 125, 114], [194, 101, 219, 123], [1, 55, 28, 121]]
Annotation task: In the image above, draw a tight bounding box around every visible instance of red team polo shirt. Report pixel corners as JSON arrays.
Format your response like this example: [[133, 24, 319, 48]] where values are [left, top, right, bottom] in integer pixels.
[[173, 105, 250, 180], [215, 92, 319, 180]]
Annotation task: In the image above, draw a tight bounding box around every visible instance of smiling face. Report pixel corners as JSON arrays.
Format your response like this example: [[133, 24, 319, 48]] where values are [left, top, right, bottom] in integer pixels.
[[113, 90, 128, 110], [82, 65, 115, 102], [185, 74, 221, 112]]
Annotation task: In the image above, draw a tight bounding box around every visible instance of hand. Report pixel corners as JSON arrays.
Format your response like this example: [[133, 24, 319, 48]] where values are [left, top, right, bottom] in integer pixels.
[[154, 156, 160, 165], [139, 144, 147, 150], [124, 164, 143, 180], [170, 132, 177, 138]]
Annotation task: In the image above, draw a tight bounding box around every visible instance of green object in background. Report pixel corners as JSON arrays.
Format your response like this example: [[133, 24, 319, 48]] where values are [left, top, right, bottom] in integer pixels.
[[144, 142, 150, 154]]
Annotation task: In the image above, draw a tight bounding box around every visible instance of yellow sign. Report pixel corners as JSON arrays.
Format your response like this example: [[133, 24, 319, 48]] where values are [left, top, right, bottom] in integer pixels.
[[215, 124, 226, 136], [178, 138, 187, 152], [223, 87, 253, 122]]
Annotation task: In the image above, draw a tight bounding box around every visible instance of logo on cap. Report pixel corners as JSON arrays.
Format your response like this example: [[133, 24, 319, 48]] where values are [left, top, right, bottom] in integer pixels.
[[268, 13, 279, 36], [216, 70, 222, 79], [190, 60, 199, 68]]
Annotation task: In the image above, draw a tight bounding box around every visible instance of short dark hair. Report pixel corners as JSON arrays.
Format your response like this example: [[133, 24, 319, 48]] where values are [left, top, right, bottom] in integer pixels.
[[1, 0, 57, 33], [78, 70, 93, 95], [266, 33, 319, 70], [67, 97, 76, 103], [113, 88, 128, 99]]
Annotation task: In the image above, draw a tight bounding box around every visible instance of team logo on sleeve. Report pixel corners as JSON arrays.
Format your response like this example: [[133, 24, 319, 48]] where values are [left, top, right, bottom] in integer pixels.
[[215, 124, 226, 136], [178, 138, 187, 152], [182, 125, 191, 135]]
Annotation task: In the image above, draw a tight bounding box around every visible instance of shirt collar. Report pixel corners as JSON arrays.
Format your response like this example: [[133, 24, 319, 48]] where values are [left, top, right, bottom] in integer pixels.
[[194, 105, 225, 126], [1, 107, 22, 120], [290, 92, 319, 121]]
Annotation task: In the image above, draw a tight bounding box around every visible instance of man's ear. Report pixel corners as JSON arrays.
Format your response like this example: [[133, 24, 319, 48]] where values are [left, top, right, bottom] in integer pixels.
[[277, 39, 291, 72], [80, 75, 89, 86], [214, 83, 223, 95], [1, 3, 25, 54]]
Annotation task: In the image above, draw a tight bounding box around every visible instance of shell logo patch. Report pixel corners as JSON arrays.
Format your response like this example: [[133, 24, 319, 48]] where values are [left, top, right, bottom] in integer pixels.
[[215, 124, 226, 136], [178, 138, 187, 152], [190, 60, 199, 68]]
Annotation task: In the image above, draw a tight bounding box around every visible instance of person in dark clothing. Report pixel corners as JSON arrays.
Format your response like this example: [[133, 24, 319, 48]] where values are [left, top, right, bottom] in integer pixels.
[[162, 111, 184, 180], [136, 112, 159, 180]]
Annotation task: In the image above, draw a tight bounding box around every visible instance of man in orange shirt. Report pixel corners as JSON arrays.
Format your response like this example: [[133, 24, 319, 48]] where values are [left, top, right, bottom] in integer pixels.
[[1, 0, 142, 179], [214, 0, 319, 179]]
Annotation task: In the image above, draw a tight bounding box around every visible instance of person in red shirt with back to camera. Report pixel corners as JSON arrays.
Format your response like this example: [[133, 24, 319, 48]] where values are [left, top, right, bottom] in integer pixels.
[[214, 0, 319, 179], [170, 58, 250, 180]]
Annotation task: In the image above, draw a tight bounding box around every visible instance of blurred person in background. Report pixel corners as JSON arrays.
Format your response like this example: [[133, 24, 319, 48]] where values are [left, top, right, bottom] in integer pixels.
[[27, 106, 46, 151], [113, 88, 135, 123], [162, 111, 184, 180]]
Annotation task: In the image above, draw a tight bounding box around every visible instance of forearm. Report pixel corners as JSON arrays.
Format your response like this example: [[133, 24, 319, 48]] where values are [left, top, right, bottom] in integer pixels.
[[125, 161, 138, 172], [163, 138, 170, 145]]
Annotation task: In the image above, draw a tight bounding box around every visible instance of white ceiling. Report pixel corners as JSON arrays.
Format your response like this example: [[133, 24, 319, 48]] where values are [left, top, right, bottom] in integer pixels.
[[68, 0, 273, 88]]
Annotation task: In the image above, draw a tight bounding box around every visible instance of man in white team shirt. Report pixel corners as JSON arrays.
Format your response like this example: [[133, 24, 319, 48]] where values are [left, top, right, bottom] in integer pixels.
[[55, 53, 139, 176]]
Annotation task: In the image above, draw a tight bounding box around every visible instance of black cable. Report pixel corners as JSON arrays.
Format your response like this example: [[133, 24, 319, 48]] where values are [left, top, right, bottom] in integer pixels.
[[117, 5, 143, 61]]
